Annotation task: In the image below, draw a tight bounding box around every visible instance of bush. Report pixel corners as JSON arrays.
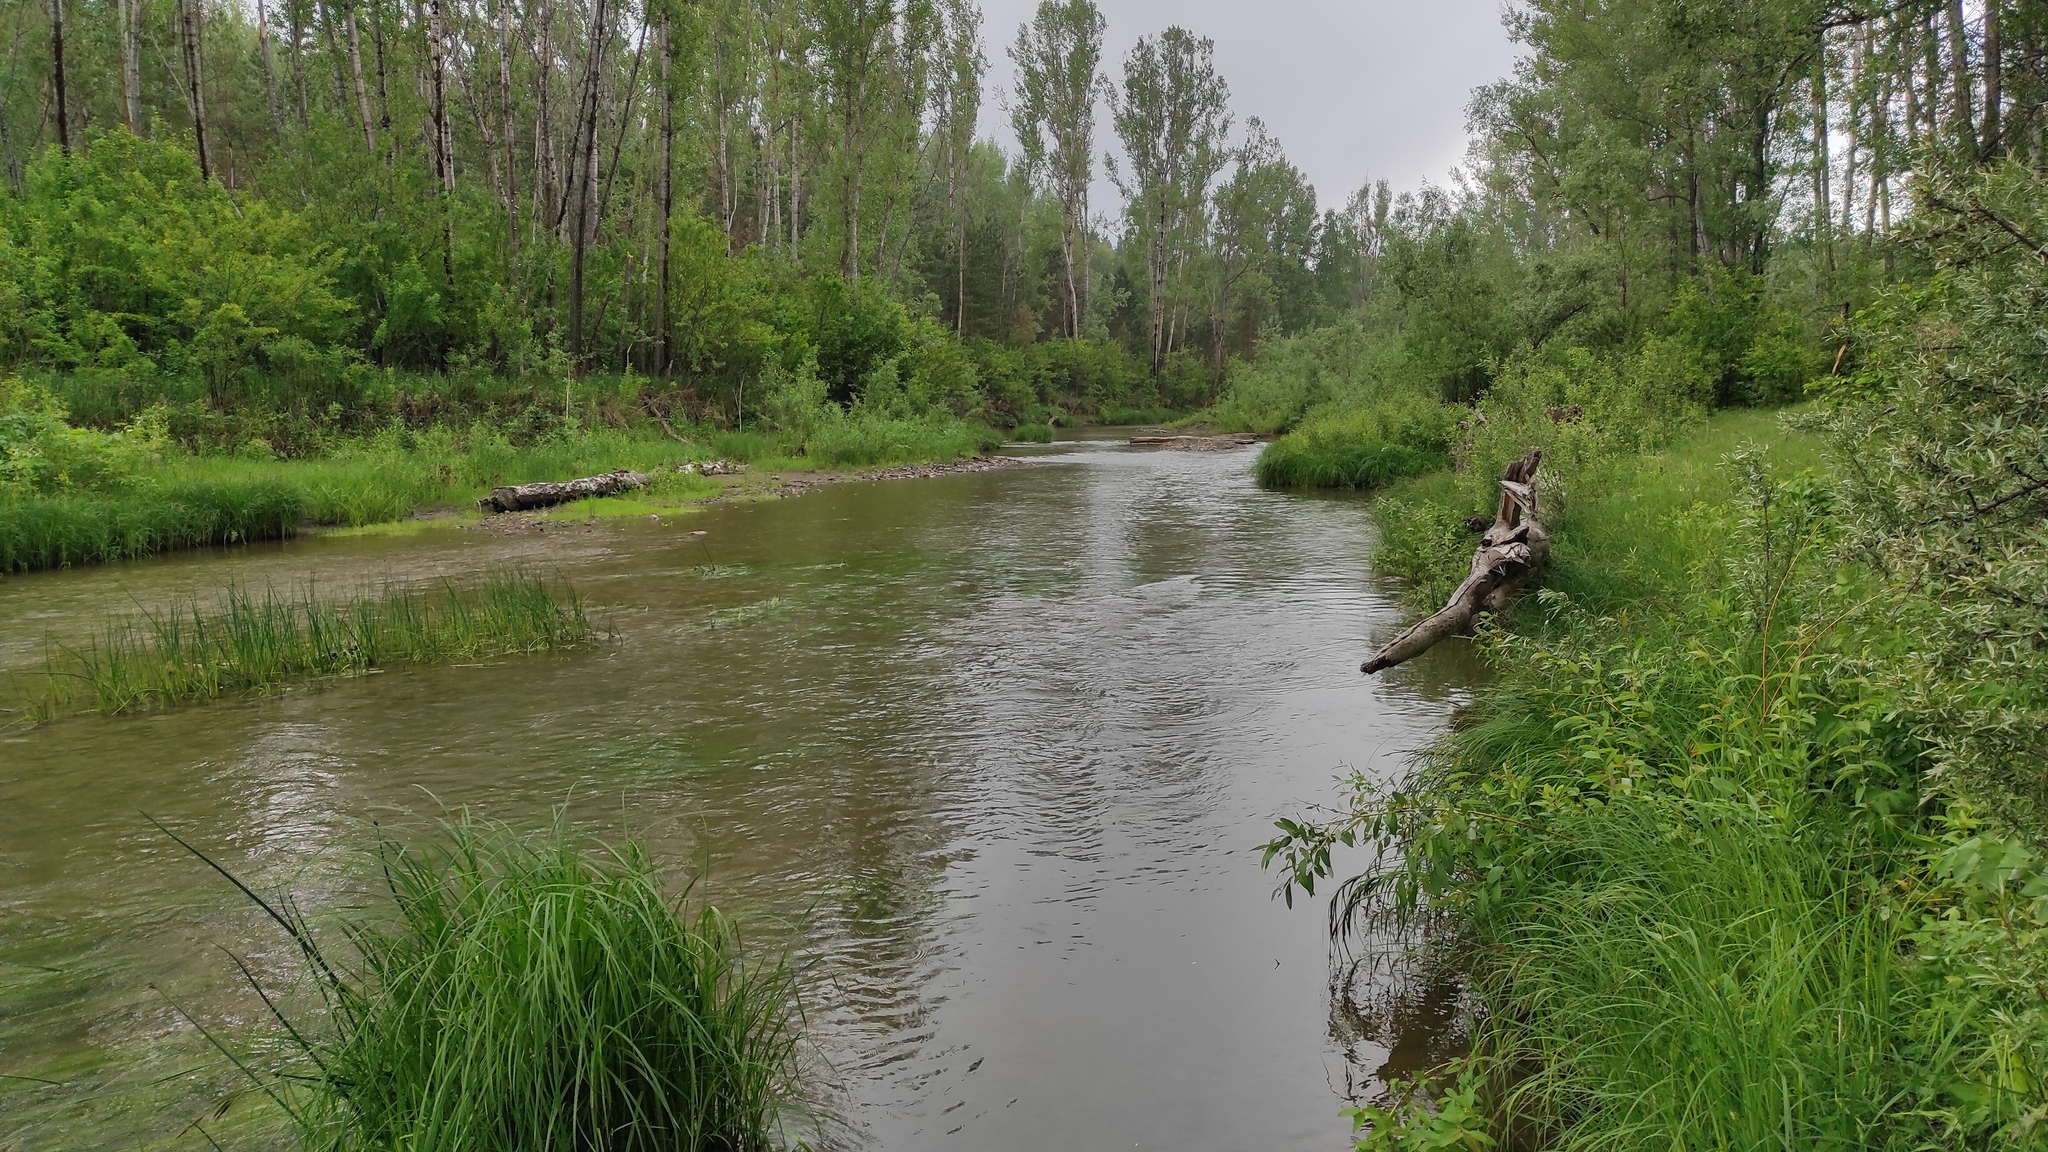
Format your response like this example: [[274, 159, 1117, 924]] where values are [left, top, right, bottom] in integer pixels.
[[1205, 320, 1413, 434], [1008, 423, 1054, 443], [1254, 398, 1459, 489]]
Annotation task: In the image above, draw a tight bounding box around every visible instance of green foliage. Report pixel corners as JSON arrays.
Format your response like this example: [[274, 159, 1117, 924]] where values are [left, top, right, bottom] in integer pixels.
[[0, 377, 166, 497], [185, 816, 807, 1151], [1664, 274, 1821, 406], [810, 275, 909, 405], [1008, 422, 1055, 443], [8, 134, 353, 394], [1204, 320, 1401, 434], [1254, 399, 1458, 490], [1813, 162, 2048, 840], [16, 574, 591, 718], [1347, 1069, 1492, 1151]]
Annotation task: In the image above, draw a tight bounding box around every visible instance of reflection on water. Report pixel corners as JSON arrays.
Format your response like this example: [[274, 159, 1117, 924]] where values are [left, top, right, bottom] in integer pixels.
[[0, 438, 1478, 1150]]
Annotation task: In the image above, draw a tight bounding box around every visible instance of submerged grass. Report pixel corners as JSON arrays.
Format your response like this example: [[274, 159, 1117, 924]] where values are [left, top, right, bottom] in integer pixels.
[[15, 573, 592, 719], [175, 815, 809, 1151]]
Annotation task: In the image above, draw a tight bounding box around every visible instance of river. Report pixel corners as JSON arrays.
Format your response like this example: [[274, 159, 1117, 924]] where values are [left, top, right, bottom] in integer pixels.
[[0, 434, 1477, 1150]]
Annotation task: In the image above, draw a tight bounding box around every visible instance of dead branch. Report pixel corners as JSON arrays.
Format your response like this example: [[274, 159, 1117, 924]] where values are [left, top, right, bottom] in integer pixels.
[[1362, 449, 1549, 675]]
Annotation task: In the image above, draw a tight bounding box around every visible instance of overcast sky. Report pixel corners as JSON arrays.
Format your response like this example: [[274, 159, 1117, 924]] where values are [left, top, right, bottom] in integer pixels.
[[974, 0, 1522, 213]]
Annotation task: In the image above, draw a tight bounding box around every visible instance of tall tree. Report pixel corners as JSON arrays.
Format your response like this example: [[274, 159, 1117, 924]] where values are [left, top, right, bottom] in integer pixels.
[[179, 0, 211, 180], [939, 0, 982, 334], [1113, 26, 1230, 373], [48, 0, 69, 154], [1009, 0, 1103, 338]]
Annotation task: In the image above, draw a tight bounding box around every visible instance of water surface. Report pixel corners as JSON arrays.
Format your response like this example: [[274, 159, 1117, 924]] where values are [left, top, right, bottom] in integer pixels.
[[0, 438, 1476, 1150]]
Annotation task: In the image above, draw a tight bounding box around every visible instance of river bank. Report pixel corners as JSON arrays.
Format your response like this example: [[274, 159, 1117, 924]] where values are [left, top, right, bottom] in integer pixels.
[[0, 417, 1024, 574], [1269, 400, 2042, 1147]]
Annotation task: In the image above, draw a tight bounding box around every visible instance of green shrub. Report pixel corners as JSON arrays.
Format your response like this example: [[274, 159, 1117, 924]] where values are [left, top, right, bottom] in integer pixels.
[[1254, 399, 1458, 489], [1008, 423, 1054, 443]]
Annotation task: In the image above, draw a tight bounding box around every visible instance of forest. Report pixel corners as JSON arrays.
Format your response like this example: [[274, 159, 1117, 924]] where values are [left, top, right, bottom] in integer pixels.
[[3, 0, 2048, 1147]]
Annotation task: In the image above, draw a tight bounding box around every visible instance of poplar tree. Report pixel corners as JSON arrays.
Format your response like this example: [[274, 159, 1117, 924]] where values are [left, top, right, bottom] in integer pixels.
[[1009, 0, 1104, 338]]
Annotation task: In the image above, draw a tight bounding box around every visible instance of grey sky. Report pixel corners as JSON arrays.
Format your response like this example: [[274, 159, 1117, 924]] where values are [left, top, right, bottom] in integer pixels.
[[975, 0, 1522, 214]]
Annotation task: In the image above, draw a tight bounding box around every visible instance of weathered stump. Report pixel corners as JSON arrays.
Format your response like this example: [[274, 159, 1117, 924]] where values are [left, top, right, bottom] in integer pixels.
[[479, 470, 651, 514], [1362, 449, 1549, 674]]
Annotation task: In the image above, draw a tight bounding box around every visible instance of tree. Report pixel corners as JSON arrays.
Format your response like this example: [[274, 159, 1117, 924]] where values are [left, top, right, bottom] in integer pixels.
[[1009, 0, 1104, 338], [1112, 26, 1230, 375], [1208, 119, 1317, 375]]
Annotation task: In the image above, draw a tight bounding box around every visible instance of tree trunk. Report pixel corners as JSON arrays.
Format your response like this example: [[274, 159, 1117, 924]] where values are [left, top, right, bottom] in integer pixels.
[[428, 0, 454, 191], [566, 0, 608, 368], [480, 470, 650, 513], [1059, 212, 1079, 338], [287, 0, 308, 126], [369, 0, 392, 145], [1984, 0, 2003, 158], [49, 0, 69, 154], [654, 14, 673, 377], [257, 0, 283, 130], [180, 0, 210, 180], [1361, 450, 1549, 675], [119, 0, 142, 132], [497, 0, 520, 260], [345, 3, 376, 153], [1946, 0, 1977, 158]]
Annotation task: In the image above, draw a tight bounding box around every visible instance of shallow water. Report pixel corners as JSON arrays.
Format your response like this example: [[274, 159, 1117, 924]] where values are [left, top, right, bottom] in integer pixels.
[[0, 437, 1478, 1150]]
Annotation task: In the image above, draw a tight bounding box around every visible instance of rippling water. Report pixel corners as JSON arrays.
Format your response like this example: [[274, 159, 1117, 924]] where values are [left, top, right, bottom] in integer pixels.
[[0, 437, 1478, 1150]]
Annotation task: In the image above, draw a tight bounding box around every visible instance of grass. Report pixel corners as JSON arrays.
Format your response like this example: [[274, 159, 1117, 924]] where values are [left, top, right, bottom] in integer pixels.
[[12, 573, 592, 719], [1008, 423, 1055, 443], [0, 414, 1003, 574], [1253, 400, 1459, 490], [175, 815, 809, 1151], [1263, 404, 1998, 1147], [1370, 407, 1824, 612]]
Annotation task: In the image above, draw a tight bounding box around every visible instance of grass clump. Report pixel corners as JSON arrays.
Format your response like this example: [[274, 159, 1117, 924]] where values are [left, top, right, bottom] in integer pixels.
[[17, 573, 591, 718], [1007, 423, 1055, 443], [180, 815, 809, 1151], [1253, 399, 1458, 489]]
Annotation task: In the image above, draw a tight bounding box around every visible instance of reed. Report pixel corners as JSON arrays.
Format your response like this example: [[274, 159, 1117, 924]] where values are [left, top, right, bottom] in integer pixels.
[[19, 574, 592, 719], [174, 815, 810, 1151]]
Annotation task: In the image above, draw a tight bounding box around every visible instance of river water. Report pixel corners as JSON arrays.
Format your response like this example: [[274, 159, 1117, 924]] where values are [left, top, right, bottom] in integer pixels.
[[0, 435, 1477, 1151]]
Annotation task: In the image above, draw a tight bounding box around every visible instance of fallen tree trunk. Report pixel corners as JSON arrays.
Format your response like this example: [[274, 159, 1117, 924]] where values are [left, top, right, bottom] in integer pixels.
[[1362, 449, 1548, 675], [1128, 433, 1260, 450], [479, 470, 650, 514]]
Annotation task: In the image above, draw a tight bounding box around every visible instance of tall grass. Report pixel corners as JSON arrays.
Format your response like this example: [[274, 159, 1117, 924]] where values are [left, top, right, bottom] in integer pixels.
[[18, 574, 591, 718], [1253, 400, 1459, 489], [174, 816, 809, 1151]]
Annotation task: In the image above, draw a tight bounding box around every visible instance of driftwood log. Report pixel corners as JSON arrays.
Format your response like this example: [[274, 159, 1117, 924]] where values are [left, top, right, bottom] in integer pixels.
[[1362, 449, 1549, 675], [1128, 433, 1260, 450], [479, 470, 650, 514]]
